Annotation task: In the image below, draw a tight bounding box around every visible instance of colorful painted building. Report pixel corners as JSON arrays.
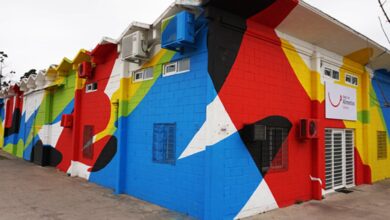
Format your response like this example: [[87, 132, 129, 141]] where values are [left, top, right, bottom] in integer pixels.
[[1, 0, 390, 219]]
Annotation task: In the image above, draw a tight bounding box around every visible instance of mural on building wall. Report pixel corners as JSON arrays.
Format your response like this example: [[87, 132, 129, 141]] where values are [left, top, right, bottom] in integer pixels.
[[0, 0, 389, 219]]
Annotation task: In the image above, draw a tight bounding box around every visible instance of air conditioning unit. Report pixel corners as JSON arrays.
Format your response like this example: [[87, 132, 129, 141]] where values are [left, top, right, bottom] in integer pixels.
[[161, 11, 195, 51], [121, 31, 148, 61], [61, 114, 73, 128], [246, 124, 267, 141], [299, 119, 318, 139], [78, 62, 93, 79]]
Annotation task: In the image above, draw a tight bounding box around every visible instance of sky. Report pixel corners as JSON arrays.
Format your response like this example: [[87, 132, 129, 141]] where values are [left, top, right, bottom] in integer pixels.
[[0, 0, 389, 82]]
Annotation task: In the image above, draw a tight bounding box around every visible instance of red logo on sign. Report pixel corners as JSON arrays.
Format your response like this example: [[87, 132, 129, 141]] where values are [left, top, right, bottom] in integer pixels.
[[328, 92, 342, 108]]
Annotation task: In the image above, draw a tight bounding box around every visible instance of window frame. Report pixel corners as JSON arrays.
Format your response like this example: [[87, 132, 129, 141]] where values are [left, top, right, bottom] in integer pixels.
[[85, 82, 98, 93], [261, 126, 289, 172], [152, 123, 176, 165], [162, 58, 190, 77], [132, 67, 154, 83], [345, 73, 358, 86], [133, 70, 144, 82], [323, 67, 340, 81], [83, 125, 94, 159]]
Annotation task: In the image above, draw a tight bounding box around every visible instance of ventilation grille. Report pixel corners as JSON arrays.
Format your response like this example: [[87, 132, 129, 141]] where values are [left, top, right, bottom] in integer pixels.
[[377, 131, 387, 160]]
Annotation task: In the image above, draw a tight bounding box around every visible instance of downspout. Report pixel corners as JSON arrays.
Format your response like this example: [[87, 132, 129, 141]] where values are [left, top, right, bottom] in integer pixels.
[[70, 69, 83, 174], [310, 50, 323, 200], [115, 61, 129, 194]]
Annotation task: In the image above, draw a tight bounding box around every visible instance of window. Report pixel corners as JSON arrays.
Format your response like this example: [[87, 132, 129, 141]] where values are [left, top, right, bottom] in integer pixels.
[[153, 123, 176, 164], [345, 73, 358, 86], [143, 67, 154, 80], [377, 131, 387, 160], [178, 58, 190, 72], [86, 82, 98, 93], [133, 71, 143, 82], [324, 67, 340, 80], [83, 125, 94, 159], [259, 127, 288, 173], [132, 67, 154, 82], [164, 62, 178, 76], [163, 58, 190, 77]]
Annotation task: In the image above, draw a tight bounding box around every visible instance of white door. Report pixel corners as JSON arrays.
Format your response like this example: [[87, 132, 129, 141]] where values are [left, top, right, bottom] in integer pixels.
[[325, 129, 355, 192]]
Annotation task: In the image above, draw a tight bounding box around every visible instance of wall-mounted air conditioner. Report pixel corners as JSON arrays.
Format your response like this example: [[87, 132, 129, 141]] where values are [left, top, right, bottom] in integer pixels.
[[78, 62, 93, 79], [299, 119, 318, 139], [161, 11, 195, 51], [121, 31, 148, 62]]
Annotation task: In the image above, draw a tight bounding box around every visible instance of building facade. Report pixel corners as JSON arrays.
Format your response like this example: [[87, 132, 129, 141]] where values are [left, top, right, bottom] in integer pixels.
[[1, 0, 390, 219]]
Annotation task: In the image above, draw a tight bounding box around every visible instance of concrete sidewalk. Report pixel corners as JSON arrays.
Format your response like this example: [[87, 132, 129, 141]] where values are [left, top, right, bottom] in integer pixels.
[[0, 150, 190, 220], [245, 179, 390, 220]]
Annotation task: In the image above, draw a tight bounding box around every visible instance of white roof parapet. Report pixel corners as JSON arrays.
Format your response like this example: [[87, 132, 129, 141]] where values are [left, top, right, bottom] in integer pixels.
[[175, 0, 203, 6], [117, 21, 152, 42], [100, 37, 118, 45], [35, 71, 47, 88], [19, 79, 28, 92], [26, 74, 37, 89]]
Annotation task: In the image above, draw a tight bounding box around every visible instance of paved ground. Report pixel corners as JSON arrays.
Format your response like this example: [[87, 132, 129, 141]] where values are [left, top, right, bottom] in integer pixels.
[[0, 150, 190, 220], [2, 149, 390, 220], [245, 179, 390, 220]]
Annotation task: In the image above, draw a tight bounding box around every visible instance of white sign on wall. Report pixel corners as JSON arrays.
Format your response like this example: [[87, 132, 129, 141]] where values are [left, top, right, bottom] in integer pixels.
[[325, 82, 357, 121]]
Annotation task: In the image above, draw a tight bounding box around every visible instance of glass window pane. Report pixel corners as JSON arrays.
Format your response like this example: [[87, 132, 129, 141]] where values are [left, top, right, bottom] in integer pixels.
[[178, 58, 190, 72], [144, 67, 153, 80], [332, 70, 339, 80], [325, 68, 331, 77]]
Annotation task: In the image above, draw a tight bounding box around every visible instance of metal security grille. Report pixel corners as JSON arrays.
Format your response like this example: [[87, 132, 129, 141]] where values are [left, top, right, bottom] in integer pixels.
[[333, 132, 343, 189], [325, 129, 333, 190], [260, 127, 288, 172], [377, 131, 387, 160], [83, 125, 94, 159], [325, 129, 355, 192], [345, 130, 354, 185], [153, 123, 176, 164]]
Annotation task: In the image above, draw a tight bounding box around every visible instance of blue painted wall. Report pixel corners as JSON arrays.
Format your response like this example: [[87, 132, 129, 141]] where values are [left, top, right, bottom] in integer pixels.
[[372, 69, 390, 132]]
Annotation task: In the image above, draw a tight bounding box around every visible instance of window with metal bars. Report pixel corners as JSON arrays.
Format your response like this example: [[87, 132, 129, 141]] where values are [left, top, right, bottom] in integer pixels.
[[83, 125, 94, 159], [153, 123, 176, 164], [377, 131, 387, 160], [260, 127, 288, 172]]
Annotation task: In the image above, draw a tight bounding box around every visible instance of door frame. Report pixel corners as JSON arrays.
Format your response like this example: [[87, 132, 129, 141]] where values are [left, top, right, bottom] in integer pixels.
[[324, 128, 355, 194]]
